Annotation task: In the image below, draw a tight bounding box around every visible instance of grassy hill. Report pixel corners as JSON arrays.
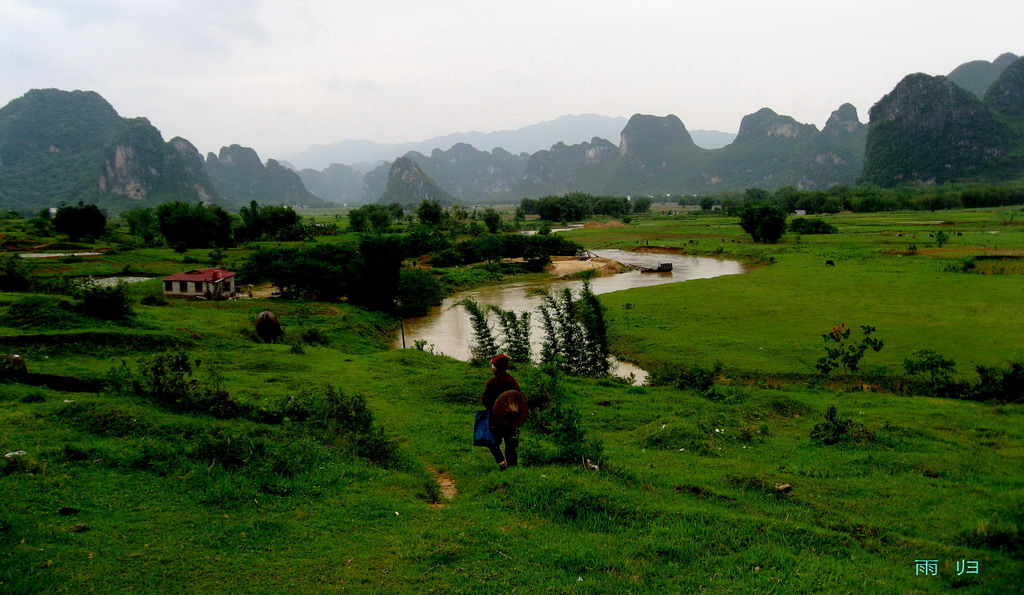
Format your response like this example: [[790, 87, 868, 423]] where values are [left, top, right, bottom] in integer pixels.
[[1, 208, 1022, 592]]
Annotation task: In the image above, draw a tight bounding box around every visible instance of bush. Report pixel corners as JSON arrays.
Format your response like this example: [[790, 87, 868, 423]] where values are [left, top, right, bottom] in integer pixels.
[[298, 327, 331, 346], [0, 255, 33, 292], [789, 218, 838, 234], [738, 202, 787, 243], [810, 405, 873, 445], [815, 323, 884, 375], [903, 349, 956, 391], [524, 404, 604, 466], [76, 283, 134, 320], [6, 295, 76, 328], [397, 268, 443, 317], [649, 361, 723, 394], [970, 362, 1024, 403], [109, 350, 246, 418]]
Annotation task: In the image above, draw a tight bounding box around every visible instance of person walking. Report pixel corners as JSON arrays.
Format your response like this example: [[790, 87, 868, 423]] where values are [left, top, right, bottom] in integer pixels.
[[482, 354, 521, 470]]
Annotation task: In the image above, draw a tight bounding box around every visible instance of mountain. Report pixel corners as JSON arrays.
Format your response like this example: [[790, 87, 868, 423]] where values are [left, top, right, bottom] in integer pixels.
[[862, 72, 1019, 186], [518, 137, 619, 197], [984, 56, 1024, 121], [605, 114, 707, 195], [378, 157, 459, 206], [204, 145, 329, 208], [287, 114, 630, 170], [403, 144, 529, 202], [0, 89, 222, 212], [794, 103, 868, 189], [947, 53, 1019, 99], [296, 163, 365, 205]]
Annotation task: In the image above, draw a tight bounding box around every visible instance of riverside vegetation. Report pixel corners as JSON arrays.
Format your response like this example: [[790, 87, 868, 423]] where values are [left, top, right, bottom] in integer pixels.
[[1, 204, 1022, 593]]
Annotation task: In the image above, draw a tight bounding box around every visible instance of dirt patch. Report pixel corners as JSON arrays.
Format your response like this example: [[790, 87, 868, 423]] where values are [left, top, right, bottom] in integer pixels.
[[546, 256, 624, 277], [581, 221, 628, 229], [426, 465, 457, 508]]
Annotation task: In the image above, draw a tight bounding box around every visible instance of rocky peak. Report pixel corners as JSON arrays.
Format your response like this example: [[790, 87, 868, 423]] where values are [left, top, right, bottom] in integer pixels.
[[618, 114, 697, 158], [736, 108, 817, 142], [822, 103, 865, 135], [869, 73, 986, 127], [379, 157, 456, 206]]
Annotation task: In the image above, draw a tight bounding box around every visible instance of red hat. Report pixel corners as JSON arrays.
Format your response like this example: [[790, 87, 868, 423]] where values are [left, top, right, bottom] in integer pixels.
[[491, 354, 510, 369]]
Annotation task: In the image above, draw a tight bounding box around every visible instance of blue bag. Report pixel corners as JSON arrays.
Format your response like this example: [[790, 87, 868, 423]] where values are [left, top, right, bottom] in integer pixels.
[[474, 410, 496, 447]]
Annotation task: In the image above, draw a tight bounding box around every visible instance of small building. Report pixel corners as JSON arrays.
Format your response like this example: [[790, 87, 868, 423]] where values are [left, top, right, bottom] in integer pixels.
[[162, 268, 236, 299]]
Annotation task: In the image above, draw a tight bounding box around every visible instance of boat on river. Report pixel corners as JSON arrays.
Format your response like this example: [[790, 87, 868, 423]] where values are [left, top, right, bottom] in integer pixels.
[[639, 263, 673, 273]]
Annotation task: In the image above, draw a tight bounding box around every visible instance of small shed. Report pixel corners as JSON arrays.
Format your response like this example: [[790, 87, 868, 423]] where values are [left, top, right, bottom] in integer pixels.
[[162, 268, 236, 299]]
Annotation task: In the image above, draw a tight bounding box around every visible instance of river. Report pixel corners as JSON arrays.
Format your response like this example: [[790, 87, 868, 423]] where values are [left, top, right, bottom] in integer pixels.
[[392, 249, 747, 382]]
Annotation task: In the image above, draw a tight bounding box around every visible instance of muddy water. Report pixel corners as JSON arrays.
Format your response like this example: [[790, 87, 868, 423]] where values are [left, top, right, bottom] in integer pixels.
[[393, 250, 747, 382]]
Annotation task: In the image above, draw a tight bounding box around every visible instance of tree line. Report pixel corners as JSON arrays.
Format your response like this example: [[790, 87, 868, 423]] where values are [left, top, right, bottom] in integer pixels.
[[519, 192, 652, 222], [20, 200, 334, 247], [687, 181, 1024, 215]]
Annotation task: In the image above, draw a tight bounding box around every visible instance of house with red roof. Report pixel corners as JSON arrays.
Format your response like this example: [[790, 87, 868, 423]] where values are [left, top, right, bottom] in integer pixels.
[[162, 268, 236, 299]]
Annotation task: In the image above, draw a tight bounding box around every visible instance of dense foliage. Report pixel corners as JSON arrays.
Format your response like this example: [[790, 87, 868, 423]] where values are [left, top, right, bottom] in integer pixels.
[[737, 202, 787, 243], [520, 192, 651, 222], [156, 201, 233, 248], [241, 237, 403, 310], [789, 217, 838, 234], [53, 202, 106, 241], [235, 200, 303, 242]]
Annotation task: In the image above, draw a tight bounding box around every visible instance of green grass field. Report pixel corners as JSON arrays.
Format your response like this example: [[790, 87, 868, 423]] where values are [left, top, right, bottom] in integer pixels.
[[1, 208, 1022, 593]]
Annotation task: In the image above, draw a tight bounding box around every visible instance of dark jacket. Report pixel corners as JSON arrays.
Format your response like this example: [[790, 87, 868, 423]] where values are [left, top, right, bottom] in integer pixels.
[[482, 372, 520, 412]]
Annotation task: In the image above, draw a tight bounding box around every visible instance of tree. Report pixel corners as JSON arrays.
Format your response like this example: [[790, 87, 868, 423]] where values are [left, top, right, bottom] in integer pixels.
[[457, 298, 499, 363], [699, 197, 715, 211], [738, 202, 787, 244], [903, 350, 956, 385], [482, 207, 502, 234], [631, 197, 652, 213], [815, 324, 884, 375], [490, 306, 532, 366], [53, 202, 106, 242], [156, 201, 232, 248], [416, 200, 447, 227], [121, 208, 160, 246], [236, 201, 302, 242], [396, 268, 443, 317]]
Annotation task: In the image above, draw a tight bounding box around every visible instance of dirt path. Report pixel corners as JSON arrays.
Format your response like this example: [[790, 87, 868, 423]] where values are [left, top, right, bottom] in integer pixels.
[[426, 465, 457, 508]]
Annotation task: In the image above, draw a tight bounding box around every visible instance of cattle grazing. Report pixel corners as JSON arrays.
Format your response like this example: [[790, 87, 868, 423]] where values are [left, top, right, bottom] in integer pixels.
[[825, 260, 836, 267], [255, 311, 284, 344]]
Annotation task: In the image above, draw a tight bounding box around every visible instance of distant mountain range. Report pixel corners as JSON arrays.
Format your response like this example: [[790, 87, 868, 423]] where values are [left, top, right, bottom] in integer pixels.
[[285, 114, 737, 171], [0, 52, 1020, 213]]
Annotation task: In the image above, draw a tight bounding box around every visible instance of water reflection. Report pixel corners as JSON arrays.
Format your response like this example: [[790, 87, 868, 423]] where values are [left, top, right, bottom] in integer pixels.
[[394, 250, 747, 382]]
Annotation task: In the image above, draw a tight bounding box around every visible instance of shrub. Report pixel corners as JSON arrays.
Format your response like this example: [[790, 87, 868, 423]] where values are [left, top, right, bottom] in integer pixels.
[[810, 405, 872, 445], [140, 294, 169, 307], [649, 361, 723, 394], [524, 404, 604, 466], [970, 362, 1024, 403], [109, 350, 247, 418], [789, 218, 838, 234], [298, 327, 331, 346], [738, 202, 787, 243], [815, 323, 884, 375], [903, 349, 956, 386], [397, 268, 443, 317], [0, 255, 33, 291], [6, 295, 81, 328], [76, 283, 134, 320]]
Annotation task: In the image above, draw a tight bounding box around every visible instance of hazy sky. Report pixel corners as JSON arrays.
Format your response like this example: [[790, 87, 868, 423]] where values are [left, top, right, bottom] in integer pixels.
[[2, 0, 1021, 160]]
